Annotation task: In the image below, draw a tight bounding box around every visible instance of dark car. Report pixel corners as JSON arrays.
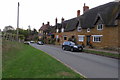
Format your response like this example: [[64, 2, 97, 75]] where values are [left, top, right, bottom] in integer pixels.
[[37, 41, 44, 45], [62, 41, 83, 52]]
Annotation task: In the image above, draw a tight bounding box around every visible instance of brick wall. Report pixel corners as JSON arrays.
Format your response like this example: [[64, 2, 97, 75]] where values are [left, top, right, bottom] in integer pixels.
[[54, 24, 119, 50], [76, 25, 119, 49]]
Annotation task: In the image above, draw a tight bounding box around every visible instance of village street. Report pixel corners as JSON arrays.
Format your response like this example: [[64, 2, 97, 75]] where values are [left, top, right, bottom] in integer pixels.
[[31, 43, 119, 78]]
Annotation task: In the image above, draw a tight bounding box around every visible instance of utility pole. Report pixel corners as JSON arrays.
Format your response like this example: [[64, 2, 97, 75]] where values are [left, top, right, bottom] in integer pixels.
[[17, 2, 20, 41]]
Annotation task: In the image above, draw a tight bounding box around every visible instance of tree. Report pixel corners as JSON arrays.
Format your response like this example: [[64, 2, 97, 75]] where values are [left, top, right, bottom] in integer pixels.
[[3, 25, 15, 34]]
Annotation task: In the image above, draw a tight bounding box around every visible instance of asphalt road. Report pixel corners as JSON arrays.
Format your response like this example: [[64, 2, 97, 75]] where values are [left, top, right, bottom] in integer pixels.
[[31, 43, 119, 78]]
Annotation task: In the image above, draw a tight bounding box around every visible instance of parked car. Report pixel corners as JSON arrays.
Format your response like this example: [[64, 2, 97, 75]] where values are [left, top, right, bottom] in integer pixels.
[[30, 41, 35, 43], [62, 41, 83, 52], [37, 41, 44, 45], [24, 41, 30, 45]]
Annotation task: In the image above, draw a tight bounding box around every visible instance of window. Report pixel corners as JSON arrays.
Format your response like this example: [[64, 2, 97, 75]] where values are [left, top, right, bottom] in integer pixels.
[[92, 35, 103, 42], [78, 35, 85, 42], [87, 28, 90, 32], [56, 29, 59, 33], [61, 28, 64, 32], [77, 27, 82, 32], [97, 24, 103, 30], [63, 36, 67, 40], [72, 36, 75, 39]]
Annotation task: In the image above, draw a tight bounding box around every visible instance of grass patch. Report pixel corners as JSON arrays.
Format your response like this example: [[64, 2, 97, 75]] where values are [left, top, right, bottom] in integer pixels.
[[2, 40, 84, 78], [84, 49, 119, 59]]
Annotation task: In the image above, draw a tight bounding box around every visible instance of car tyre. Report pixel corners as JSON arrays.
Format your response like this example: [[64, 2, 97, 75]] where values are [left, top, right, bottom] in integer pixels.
[[71, 48, 74, 52], [62, 47, 65, 50], [79, 47, 83, 52]]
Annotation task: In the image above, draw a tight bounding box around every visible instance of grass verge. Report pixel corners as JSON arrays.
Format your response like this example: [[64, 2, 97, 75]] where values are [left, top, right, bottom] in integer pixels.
[[2, 40, 84, 79], [84, 49, 119, 59]]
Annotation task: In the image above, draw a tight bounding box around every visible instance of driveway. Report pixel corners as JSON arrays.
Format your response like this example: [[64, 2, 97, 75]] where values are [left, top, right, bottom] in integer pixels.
[[31, 43, 119, 78]]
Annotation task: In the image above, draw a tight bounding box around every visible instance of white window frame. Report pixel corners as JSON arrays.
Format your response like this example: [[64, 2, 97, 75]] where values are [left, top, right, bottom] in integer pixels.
[[78, 35, 85, 42], [61, 28, 64, 32], [87, 28, 90, 32], [92, 35, 103, 42], [77, 27, 82, 32], [97, 24, 103, 30]]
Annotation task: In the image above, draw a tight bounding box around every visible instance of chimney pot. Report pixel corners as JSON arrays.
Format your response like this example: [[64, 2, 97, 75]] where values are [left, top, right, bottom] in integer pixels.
[[47, 22, 50, 25], [55, 17, 58, 25], [42, 23, 44, 26], [83, 3, 89, 13], [61, 17, 64, 22]]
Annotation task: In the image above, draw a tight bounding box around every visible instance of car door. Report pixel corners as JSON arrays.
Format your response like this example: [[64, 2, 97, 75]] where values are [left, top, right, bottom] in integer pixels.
[[64, 42, 69, 50], [67, 42, 71, 50]]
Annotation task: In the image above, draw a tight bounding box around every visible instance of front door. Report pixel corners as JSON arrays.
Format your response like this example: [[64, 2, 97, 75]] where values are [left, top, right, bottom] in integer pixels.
[[86, 35, 91, 46]]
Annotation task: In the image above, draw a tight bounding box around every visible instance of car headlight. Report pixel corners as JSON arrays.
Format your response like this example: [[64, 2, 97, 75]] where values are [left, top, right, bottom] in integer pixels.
[[73, 46, 78, 48]]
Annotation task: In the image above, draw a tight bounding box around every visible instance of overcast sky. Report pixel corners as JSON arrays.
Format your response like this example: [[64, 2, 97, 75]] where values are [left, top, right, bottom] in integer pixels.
[[0, 0, 115, 31]]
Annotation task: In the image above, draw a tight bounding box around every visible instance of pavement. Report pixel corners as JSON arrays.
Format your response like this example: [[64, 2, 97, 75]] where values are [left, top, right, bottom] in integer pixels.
[[31, 43, 119, 78]]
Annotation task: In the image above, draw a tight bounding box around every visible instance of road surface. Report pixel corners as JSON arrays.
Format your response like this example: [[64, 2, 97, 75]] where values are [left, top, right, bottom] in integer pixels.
[[31, 43, 119, 78]]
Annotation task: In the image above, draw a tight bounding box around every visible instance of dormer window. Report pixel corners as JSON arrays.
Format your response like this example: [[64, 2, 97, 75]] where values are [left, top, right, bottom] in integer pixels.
[[56, 29, 59, 33], [87, 28, 90, 32], [77, 27, 82, 32], [61, 28, 64, 32], [97, 24, 103, 30]]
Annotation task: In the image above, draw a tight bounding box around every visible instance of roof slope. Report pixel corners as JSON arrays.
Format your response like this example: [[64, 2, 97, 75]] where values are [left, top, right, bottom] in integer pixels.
[[64, 18, 79, 32], [78, 2, 120, 28], [39, 24, 50, 31]]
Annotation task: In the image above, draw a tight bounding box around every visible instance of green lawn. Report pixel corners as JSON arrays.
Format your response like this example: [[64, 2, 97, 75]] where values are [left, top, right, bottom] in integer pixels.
[[2, 40, 84, 78]]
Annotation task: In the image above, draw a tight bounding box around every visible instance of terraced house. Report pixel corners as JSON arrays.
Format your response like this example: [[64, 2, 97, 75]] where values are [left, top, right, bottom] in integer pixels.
[[39, 1, 120, 50]]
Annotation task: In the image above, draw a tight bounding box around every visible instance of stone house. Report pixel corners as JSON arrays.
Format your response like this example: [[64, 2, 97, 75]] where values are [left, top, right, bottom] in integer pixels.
[[54, 2, 120, 50], [38, 2, 120, 50], [38, 22, 50, 43]]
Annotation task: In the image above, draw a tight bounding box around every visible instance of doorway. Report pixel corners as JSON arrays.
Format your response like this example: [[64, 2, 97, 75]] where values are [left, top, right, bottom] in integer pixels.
[[86, 35, 91, 46]]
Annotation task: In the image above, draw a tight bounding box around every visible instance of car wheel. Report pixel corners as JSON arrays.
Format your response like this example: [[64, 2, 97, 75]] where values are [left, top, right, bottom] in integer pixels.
[[62, 47, 65, 50], [71, 48, 74, 52], [79, 47, 83, 52]]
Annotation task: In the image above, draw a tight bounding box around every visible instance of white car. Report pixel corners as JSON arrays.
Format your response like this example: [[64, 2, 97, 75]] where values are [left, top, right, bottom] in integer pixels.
[[24, 41, 30, 45], [37, 41, 44, 45], [30, 41, 35, 43]]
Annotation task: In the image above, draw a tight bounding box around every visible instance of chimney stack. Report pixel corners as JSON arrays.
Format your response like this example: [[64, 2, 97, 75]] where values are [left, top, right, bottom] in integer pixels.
[[61, 17, 64, 23], [42, 23, 44, 26], [55, 17, 58, 25], [83, 3, 89, 13], [47, 21, 50, 25], [77, 10, 80, 17]]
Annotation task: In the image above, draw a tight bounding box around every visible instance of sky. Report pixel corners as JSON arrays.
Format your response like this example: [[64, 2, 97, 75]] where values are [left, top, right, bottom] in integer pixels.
[[0, 0, 116, 31]]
